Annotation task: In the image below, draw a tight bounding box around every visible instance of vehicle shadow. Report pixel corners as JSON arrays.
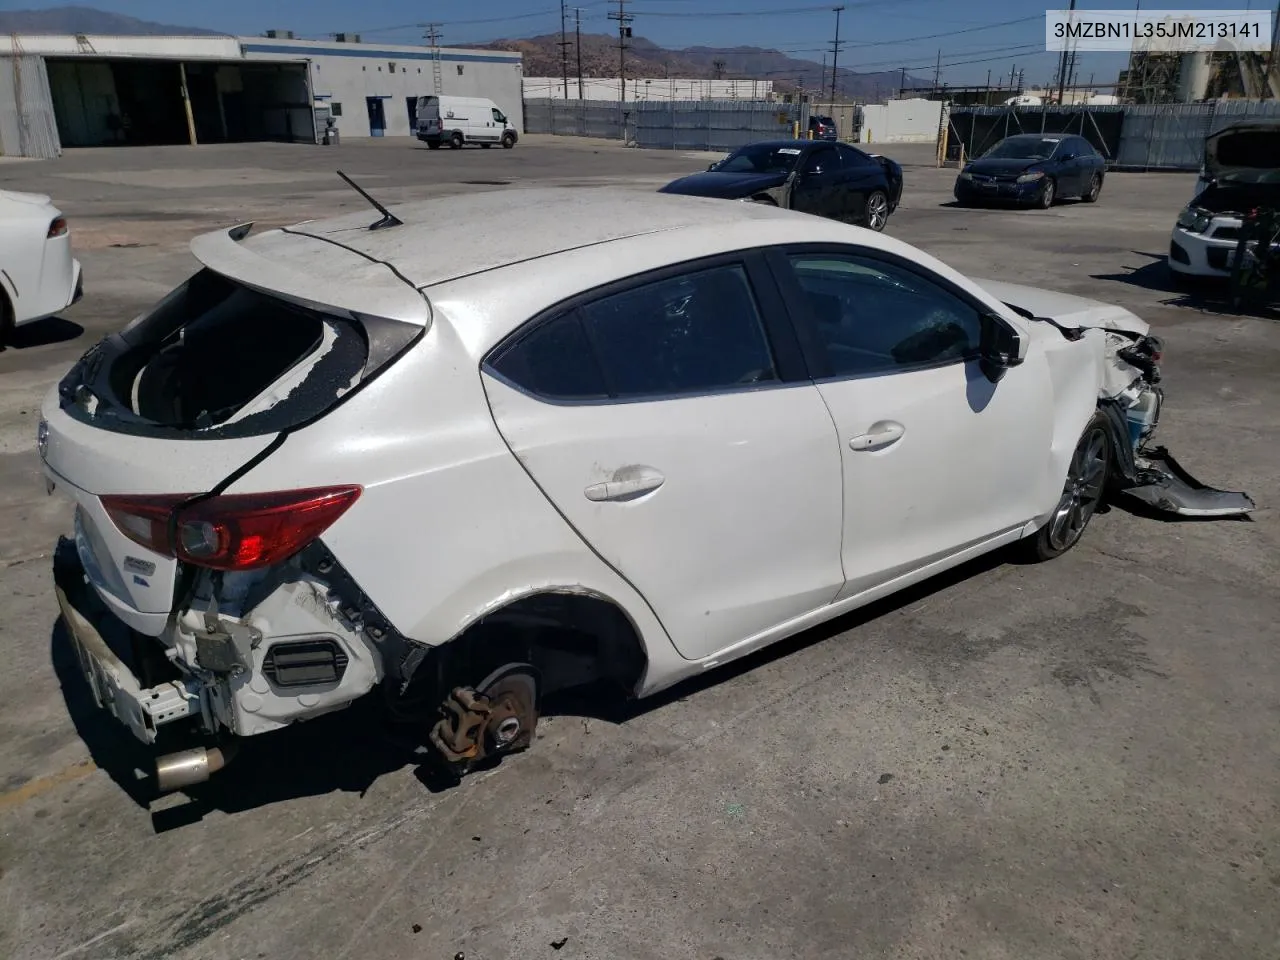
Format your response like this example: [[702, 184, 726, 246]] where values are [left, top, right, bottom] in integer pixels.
[[0, 316, 84, 351], [49, 617, 419, 831], [1092, 252, 1280, 319]]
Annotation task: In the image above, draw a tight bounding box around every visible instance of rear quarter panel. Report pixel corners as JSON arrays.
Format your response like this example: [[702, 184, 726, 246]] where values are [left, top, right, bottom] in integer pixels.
[[220, 305, 677, 671]]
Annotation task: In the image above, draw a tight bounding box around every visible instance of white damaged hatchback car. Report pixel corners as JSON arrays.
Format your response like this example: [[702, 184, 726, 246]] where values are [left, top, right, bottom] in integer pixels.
[[40, 187, 1254, 793], [0, 188, 83, 345]]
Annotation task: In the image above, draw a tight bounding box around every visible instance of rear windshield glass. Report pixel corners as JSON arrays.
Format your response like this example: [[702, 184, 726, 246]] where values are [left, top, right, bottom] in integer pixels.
[[103, 269, 368, 432]]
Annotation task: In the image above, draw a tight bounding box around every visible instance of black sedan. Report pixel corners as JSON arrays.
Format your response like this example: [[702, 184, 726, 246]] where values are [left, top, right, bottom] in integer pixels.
[[658, 139, 904, 231], [954, 133, 1106, 209]]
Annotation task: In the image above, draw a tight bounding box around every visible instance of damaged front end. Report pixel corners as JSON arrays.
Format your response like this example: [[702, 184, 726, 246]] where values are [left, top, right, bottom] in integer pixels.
[[1096, 332, 1256, 518]]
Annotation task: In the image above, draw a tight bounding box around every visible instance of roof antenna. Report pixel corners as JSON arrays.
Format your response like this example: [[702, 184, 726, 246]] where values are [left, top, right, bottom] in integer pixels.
[[336, 170, 403, 230]]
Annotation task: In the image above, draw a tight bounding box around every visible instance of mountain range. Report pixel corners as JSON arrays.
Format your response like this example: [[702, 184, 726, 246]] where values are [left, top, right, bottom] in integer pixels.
[[485, 33, 920, 100], [0, 7, 921, 101]]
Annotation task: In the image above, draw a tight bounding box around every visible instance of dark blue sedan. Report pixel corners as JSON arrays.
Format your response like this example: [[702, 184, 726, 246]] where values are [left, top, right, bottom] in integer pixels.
[[659, 139, 904, 231], [954, 133, 1106, 209]]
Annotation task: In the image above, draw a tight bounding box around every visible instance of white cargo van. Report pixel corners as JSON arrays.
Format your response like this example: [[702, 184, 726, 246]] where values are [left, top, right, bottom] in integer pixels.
[[415, 95, 518, 150]]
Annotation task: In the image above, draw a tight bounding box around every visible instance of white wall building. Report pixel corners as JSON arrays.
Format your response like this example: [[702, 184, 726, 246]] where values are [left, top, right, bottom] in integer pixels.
[[0, 33, 523, 157], [857, 98, 943, 144], [523, 76, 774, 102]]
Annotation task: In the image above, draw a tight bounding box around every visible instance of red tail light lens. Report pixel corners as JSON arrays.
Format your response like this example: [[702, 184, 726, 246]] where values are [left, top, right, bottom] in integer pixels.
[[47, 217, 68, 239], [102, 486, 361, 571]]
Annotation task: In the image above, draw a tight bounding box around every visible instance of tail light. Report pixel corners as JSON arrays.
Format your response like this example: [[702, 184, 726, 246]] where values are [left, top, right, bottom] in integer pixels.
[[47, 217, 68, 239], [102, 486, 361, 571]]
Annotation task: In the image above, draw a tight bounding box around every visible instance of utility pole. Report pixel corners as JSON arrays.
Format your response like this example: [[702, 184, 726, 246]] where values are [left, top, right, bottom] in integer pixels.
[[1055, 0, 1077, 104], [424, 23, 444, 97], [900, 65, 907, 97], [933, 47, 942, 92], [828, 6, 845, 104], [608, 0, 632, 102], [558, 0, 571, 98], [820, 53, 827, 103], [575, 7, 585, 100]]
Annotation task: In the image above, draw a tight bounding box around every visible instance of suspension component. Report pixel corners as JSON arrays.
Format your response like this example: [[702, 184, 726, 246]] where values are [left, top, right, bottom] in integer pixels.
[[428, 665, 538, 771]]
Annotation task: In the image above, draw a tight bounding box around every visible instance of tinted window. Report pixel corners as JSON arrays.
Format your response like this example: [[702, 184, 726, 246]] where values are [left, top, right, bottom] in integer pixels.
[[492, 108, 506, 122], [490, 313, 609, 401], [788, 255, 982, 376], [581, 264, 778, 397], [717, 143, 804, 173], [802, 146, 839, 174], [837, 144, 875, 167], [1075, 137, 1097, 157]]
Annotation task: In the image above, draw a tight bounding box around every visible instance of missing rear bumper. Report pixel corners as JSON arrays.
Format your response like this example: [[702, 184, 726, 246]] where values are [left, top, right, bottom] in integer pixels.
[[1122, 446, 1256, 518]]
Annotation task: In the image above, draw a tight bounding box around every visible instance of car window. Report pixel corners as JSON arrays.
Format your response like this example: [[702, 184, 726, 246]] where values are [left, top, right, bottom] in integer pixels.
[[492, 108, 505, 123], [492, 263, 779, 401], [1075, 137, 1096, 157], [787, 254, 983, 376], [488, 312, 610, 401], [802, 147, 839, 175], [581, 264, 779, 398], [836, 144, 875, 167]]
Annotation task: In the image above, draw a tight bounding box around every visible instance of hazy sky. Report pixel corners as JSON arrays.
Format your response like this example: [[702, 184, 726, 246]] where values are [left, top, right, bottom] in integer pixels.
[[17, 0, 1265, 89]]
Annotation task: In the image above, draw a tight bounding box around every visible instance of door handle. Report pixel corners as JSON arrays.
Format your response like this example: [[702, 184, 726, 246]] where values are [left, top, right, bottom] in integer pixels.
[[849, 421, 904, 451], [584, 468, 665, 502]]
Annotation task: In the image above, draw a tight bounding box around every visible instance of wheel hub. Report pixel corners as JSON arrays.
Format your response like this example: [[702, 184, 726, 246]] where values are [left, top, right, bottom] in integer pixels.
[[428, 666, 538, 771]]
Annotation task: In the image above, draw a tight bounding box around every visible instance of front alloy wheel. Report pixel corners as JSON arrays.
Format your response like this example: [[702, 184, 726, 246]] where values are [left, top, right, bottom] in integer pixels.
[[1035, 177, 1056, 209], [1021, 414, 1110, 561], [864, 190, 889, 231]]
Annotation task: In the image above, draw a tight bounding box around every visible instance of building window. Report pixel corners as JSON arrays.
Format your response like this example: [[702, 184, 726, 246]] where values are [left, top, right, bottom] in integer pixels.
[[388, 61, 396, 72], [457, 64, 464, 75], [417, 68, 421, 73], [362, 65, 366, 71], [331, 102, 343, 117], [377, 66, 382, 72]]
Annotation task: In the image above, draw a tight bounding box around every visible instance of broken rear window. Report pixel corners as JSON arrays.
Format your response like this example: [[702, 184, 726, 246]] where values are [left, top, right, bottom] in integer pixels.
[[58, 269, 408, 440]]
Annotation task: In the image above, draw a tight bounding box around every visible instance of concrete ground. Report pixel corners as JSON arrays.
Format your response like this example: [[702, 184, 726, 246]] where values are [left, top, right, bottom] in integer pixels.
[[0, 135, 1276, 960]]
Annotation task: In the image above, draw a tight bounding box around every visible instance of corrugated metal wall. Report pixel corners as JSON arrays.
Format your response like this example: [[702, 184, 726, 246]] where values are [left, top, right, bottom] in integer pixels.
[[947, 101, 1280, 172], [0, 56, 61, 159], [522, 97, 806, 152]]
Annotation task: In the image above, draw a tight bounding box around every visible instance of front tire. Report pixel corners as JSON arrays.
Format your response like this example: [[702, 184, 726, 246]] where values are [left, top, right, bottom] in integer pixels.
[[863, 189, 890, 231], [1019, 413, 1111, 562], [501, 132, 516, 149], [1081, 173, 1102, 202], [1035, 177, 1056, 209]]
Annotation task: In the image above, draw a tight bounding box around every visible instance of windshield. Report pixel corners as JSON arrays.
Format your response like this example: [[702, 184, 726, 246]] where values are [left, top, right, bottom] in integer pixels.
[[984, 137, 1060, 160], [716, 144, 803, 174]]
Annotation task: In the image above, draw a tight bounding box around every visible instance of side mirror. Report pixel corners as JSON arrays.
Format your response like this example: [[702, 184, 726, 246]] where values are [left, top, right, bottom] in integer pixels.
[[978, 312, 1023, 383], [707, 162, 718, 171]]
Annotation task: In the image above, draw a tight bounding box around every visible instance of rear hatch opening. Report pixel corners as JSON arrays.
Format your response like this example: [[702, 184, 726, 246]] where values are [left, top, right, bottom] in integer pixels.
[[57, 268, 421, 440]]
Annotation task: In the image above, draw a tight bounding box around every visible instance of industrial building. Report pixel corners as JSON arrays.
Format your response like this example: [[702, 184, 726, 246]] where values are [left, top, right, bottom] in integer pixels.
[[0, 33, 523, 159]]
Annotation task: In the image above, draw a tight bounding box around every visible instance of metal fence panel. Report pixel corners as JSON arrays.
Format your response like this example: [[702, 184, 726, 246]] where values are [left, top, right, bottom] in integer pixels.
[[948, 101, 1280, 172], [0, 56, 61, 159], [522, 97, 804, 151]]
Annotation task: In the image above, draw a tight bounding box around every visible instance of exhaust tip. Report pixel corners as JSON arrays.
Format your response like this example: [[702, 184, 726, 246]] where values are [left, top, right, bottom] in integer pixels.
[[154, 744, 236, 793]]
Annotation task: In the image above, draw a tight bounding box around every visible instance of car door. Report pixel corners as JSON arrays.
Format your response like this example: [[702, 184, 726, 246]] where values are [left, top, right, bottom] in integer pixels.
[[1075, 137, 1103, 188], [836, 144, 882, 223], [766, 245, 1055, 601], [790, 145, 842, 220], [482, 253, 846, 662], [1061, 137, 1090, 193]]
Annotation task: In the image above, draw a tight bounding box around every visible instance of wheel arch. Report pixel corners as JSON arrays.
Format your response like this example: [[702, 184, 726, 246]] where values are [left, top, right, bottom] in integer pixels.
[[424, 586, 652, 703]]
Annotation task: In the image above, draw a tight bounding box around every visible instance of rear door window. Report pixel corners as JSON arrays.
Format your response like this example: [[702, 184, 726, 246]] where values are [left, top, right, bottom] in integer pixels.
[[489, 263, 780, 401]]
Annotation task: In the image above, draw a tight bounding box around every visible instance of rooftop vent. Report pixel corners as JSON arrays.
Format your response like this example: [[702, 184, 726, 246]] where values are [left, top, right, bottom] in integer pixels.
[[333, 32, 362, 43], [264, 29, 295, 39]]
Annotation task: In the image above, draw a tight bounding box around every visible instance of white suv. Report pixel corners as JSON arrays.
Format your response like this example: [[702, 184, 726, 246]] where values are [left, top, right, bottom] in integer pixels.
[[41, 187, 1253, 793]]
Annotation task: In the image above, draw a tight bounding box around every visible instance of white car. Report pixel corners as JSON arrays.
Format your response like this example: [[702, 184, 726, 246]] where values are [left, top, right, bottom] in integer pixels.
[[1168, 121, 1280, 279], [0, 189, 83, 345], [40, 187, 1254, 793]]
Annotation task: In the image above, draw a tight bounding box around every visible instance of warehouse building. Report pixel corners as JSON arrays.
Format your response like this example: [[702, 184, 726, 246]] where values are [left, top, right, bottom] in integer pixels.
[[0, 33, 523, 159]]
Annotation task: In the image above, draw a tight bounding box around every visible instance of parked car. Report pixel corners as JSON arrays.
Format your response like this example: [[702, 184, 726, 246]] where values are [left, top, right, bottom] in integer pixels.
[[954, 133, 1106, 208], [809, 115, 838, 141], [0, 189, 83, 347], [1168, 121, 1280, 280], [415, 95, 518, 150], [43, 187, 1253, 794], [659, 139, 903, 231]]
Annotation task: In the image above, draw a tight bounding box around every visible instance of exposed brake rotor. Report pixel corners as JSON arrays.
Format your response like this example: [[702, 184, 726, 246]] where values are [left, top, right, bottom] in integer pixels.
[[428, 665, 538, 771]]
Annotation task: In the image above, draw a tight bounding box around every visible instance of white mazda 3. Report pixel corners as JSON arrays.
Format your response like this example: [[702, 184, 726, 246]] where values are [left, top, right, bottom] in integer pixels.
[[39, 185, 1254, 792]]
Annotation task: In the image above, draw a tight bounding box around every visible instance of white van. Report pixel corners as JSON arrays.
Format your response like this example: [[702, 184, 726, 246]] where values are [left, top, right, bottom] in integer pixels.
[[415, 95, 519, 150]]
